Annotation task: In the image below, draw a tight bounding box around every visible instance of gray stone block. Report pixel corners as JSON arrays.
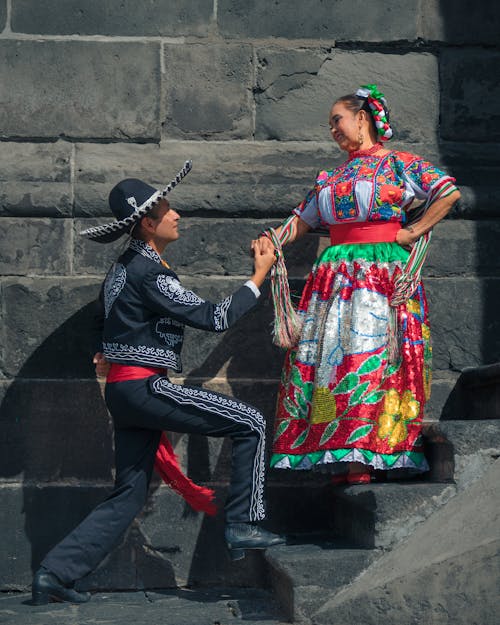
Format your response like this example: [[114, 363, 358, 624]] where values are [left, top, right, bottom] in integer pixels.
[[0, 40, 160, 140], [1, 277, 101, 377], [0, 142, 72, 217], [266, 543, 378, 622], [315, 459, 500, 625], [331, 482, 456, 548], [75, 217, 323, 278], [0, 0, 6, 31], [423, 220, 500, 278], [218, 0, 420, 41], [0, 219, 71, 275], [424, 372, 460, 420], [421, 0, 500, 45], [426, 277, 500, 371], [441, 49, 500, 142], [0, 589, 281, 624], [163, 44, 253, 139], [255, 49, 439, 143], [0, 379, 113, 481], [73, 141, 336, 216], [424, 420, 500, 487], [314, 541, 500, 625], [11, 0, 211, 36], [0, 483, 267, 591]]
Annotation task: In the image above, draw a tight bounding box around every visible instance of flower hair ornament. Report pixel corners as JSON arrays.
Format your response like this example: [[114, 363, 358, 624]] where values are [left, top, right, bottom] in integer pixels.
[[356, 84, 393, 141]]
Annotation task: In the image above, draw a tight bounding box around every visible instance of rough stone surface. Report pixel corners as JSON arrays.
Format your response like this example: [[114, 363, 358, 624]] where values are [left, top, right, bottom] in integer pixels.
[[1, 277, 100, 377], [0, 142, 72, 217], [71, 140, 475, 218], [424, 420, 500, 488], [0, 219, 71, 275], [74, 217, 323, 278], [0, 0, 6, 31], [0, 380, 113, 481], [426, 277, 500, 371], [266, 542, 379, 622], [11, 0, 212, 36], [218, 0, 421, 41], [0, 41, 160, 140], [73, 141, 336, 216], [331, 482, 456, 548], [441, 49, 500, 143], [255, 49, 439, 143], [423, 220, 500, 278], [0, 588, 285, 625], [421, 0, 500, 45], [314, 459, 500, 625], [163, 44, 253, 140]]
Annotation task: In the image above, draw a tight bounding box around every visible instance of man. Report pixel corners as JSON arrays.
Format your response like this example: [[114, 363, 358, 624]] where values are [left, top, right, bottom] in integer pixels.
[[32, 161, 284, 605]]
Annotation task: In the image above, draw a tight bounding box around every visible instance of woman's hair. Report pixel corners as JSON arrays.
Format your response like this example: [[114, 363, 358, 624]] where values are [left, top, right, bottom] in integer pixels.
[[335, 93, 391, 136]]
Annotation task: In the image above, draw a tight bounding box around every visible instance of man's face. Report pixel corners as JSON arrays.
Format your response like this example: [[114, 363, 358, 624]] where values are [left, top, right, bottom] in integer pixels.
[[150, 199, 180, 244]]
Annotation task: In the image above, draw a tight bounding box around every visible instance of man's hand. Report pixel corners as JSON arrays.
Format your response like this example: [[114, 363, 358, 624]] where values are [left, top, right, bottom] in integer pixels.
[[93, 352, 110, 378]]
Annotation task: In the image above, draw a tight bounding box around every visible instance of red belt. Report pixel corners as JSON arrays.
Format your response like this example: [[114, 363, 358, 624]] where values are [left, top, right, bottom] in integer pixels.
[[329, 221, 401, 245], [106, 363, 167, 383]]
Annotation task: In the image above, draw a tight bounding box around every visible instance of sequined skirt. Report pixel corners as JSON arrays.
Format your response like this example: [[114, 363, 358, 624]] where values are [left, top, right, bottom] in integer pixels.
[[271, 242, 431, 472]]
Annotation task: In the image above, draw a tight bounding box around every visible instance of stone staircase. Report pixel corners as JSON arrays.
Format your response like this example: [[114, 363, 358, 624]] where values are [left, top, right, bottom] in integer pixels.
[[262, 413, 500, 624]]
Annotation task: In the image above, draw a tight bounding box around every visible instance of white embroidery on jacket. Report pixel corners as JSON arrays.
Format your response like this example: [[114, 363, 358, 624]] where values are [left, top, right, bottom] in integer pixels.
[[156, 274, 205, 306], [155, 318, 184, 348], [214, 295, 233, 331], [103, 342, 182, 371], [129, 239, 162, 264], [103, 263, 127, 318]]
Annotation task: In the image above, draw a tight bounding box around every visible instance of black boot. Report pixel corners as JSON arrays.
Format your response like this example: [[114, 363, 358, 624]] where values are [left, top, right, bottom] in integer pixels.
[[225, 523, 286, 561], [31, 568, 91, 605]]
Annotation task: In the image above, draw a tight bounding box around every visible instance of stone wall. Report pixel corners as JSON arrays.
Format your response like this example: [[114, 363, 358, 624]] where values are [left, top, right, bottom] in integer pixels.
[[1, 0, 499, 590]]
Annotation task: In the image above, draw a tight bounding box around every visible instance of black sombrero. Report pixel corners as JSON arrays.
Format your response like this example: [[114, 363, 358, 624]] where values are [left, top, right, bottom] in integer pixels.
[[79, 160, 192, 243]]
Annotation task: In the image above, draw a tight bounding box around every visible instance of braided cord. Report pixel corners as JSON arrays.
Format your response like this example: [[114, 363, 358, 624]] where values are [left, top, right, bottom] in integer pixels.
[[261, 215, 302, 349]]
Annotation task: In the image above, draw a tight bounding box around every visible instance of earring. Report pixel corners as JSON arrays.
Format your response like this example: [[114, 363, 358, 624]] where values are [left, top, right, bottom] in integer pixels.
[[358, 130, 364, 147]]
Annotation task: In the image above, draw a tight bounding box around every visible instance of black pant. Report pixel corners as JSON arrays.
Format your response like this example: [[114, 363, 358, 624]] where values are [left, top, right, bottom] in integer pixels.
[[41, 375, 266, 584]]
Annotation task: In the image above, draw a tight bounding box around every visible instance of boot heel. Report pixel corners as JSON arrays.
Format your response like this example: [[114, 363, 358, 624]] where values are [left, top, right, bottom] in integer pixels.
[[229, 547, 245, 561], [31, 590, 49, 606]]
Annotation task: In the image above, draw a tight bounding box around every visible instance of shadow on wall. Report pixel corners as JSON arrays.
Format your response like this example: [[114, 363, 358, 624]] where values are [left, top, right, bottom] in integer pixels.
[[437, 0, 500, 418], [0, 303, 116, 579], [0, 260, 314, 588]]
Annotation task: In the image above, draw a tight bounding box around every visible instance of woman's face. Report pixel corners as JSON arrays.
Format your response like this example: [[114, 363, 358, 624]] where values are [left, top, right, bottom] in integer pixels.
[[329, 102, 361, 152]]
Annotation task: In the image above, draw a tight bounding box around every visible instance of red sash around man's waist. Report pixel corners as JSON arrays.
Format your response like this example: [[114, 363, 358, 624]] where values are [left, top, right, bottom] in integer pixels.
[[106, 363, 167, 383], [329, 221, 401, 246]]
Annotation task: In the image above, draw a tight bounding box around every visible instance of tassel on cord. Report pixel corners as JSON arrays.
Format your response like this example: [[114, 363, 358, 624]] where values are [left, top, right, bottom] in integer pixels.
[[387, 230, 433, 364], [155, 433, 216, 516], [262, 219, 302, 349]]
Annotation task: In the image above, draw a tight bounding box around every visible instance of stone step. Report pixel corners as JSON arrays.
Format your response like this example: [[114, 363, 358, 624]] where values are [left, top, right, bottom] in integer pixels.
[[441, 362, 500, 420], [330, 481, 456, 548], [265, 538, 379, 623]]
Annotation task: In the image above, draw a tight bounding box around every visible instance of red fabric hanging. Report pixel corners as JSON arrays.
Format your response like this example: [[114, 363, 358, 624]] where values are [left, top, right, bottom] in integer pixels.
[[106, 363, 217, 516]]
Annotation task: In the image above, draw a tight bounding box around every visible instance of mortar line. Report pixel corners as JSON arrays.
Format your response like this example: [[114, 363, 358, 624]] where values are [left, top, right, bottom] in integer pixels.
[[2, 0, 11, 34], [251, 46, 257, 140]]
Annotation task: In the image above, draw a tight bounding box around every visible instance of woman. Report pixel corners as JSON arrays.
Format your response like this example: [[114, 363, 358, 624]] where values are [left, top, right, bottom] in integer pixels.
[[262, 85, 460, 483]]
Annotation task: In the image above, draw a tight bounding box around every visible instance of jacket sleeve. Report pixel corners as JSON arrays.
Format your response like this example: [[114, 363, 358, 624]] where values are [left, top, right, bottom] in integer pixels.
[[141, 269, 260, 332]]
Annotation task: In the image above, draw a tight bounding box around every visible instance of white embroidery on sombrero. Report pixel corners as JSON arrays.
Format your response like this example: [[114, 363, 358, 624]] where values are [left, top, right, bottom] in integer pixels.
[[79, 160, 193, 240], [127, 196, 138, 209]]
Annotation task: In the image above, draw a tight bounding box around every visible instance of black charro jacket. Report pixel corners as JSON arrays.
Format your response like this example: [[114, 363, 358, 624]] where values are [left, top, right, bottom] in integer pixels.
[[96, 239, 260, 373]]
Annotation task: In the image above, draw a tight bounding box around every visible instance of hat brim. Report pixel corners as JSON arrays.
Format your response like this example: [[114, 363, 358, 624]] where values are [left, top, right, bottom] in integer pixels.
[[79, 160, 192, 242]]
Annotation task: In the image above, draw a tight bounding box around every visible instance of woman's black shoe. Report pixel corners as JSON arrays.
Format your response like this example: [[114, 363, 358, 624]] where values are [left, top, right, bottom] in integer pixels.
[[225, 523, 286, 561], [31, 568, 91, 605]]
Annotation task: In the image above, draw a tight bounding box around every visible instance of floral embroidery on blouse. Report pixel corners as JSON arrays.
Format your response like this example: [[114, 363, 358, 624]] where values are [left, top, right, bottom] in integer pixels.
[[293, 151, 457, 229]]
